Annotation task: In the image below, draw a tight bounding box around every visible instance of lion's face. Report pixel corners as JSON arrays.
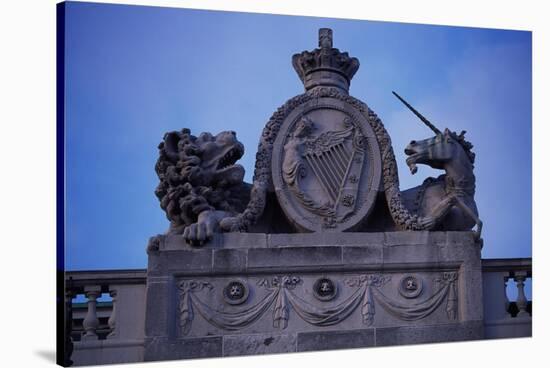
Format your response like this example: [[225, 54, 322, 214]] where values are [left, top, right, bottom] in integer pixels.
[[197, 130, 245, 187]]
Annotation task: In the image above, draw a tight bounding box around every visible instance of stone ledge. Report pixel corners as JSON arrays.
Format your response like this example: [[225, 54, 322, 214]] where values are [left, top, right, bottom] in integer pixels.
[[162, 233, 268, 250], [484, 318, 532, 339], [155, 231, 474, 250], [248, 246, 342, 268], [74, 339, 145, 350], [342, 245, 383, 264], [144, 337, 222, 361], [72, 341, 144, 366], [148, 250, 212, 275], [213, 248, 247, 272], [142, 322, 484, 360], [147, 232, 479, 276], [268, 232, 385, 247], [297, 328, 375, 352], [223, 333, 297, 356], [375, 321, 484, 346]]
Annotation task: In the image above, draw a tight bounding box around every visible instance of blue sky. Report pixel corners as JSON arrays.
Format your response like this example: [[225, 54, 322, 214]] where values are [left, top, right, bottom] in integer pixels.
[[64, 2, 532, 270]]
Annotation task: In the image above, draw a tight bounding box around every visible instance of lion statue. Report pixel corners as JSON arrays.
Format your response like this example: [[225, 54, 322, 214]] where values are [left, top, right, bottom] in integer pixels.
[[153, 128, 251, 245]]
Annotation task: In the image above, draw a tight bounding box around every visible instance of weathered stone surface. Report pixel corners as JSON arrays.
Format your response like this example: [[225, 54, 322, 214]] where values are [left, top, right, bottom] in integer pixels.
[[223, 333, 297, 356], [148, 250, 212, 275], [446, 231, 476, 245], [342, 245, 383, 265], [247, 246, 341, 268], [217, 233, 268, 248], [144, 337, 222, 361], [384, 231, 431, 246], [268, 232, 384, 247], [438, 232, 479, 262], [297, 329, 375, 351], [482, 271, 512, 322], [484, 319, 532, 339], [161, 234, 186, 251], [72, 339, 144, 366], [112, 284, 146, 340], [383, 242, 439, 264], [375, 321, 484, 346], [428, 231, 447, 245], [162, 232, 269, 250], [213, 249, 247, 272], [144, 277, 176, 338]]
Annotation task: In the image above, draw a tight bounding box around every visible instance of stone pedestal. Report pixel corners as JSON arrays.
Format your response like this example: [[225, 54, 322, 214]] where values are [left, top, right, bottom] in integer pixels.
[[144, 231, 483, 361]]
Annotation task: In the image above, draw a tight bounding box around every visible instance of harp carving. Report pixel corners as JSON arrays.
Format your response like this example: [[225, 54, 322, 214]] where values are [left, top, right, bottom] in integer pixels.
[[281, 117, 367, 226], [303, 121, 366, 222], [304, 127, 353, 202]]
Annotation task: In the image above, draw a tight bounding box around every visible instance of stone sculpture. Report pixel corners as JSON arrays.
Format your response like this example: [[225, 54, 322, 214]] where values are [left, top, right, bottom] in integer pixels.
[[153, 129, 251, 245], [394, 91, 482, 239], [152, 28, 482, 245], [144, 29, 487, 361]]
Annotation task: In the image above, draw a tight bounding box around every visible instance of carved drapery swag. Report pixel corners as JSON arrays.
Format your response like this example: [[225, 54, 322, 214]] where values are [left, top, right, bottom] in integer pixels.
[[179, 280, 213, 335], [178, 273, 458, 335], [371, 275, 457, 322]]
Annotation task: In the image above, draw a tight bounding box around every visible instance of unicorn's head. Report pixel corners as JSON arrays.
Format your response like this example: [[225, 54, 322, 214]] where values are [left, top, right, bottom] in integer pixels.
[[404, 128, 475, 175]]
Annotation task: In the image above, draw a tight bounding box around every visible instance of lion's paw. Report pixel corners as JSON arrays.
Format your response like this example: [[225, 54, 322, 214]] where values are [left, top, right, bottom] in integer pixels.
[[219, 216, 243, 232]]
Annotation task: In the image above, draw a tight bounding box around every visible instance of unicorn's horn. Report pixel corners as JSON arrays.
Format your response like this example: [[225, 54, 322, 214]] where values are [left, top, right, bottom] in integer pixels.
[[392, 91, 442, 135]]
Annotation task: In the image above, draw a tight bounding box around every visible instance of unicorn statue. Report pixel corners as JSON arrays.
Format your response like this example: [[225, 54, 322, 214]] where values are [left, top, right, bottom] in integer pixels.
[[393, 91, 483, 241]]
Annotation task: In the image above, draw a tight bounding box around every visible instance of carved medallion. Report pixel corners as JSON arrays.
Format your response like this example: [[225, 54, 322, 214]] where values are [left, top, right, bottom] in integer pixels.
[[398, 275, 423, 298], [223, 280, 249, 305], [313, 277, 338, 301], [272, 101, 382, 232]]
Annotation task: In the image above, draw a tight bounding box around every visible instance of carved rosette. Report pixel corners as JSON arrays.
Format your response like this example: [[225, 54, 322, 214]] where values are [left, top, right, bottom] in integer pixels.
[[399, 275, 424, 299], [313, 277, 338, 301], [223, 279, 249, 305]]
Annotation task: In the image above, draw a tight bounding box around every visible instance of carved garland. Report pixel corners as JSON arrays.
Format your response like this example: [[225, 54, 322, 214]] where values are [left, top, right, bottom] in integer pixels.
[[221, 87, 423, 232], [178, 273, 458, 335]]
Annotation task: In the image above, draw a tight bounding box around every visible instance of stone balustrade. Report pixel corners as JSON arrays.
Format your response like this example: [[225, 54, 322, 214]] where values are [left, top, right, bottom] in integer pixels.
[[65, 269, 147, 366], [481, 258, 532, 338]]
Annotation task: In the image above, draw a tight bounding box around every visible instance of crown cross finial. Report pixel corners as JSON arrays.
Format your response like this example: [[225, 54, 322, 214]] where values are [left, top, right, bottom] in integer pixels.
[[292, 29, 360, 93], [319, 28, 333, 48]]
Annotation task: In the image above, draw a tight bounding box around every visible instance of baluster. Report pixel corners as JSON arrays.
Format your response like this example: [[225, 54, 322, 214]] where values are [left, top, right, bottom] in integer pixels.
[[82, 286, 101, 340], [64, 289, 75, 366], [65, 289, 75, 334], [107, 289, 117, 339], [514, 271, 529, 318], [503, 275, 510, 316]]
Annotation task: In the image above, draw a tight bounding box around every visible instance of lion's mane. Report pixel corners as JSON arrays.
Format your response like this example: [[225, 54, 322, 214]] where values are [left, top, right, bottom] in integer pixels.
[[154, 128, 247, 232]]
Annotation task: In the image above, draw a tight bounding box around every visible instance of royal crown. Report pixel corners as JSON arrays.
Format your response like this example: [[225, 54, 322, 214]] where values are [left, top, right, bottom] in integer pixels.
[[292, 28, 360, 93]]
